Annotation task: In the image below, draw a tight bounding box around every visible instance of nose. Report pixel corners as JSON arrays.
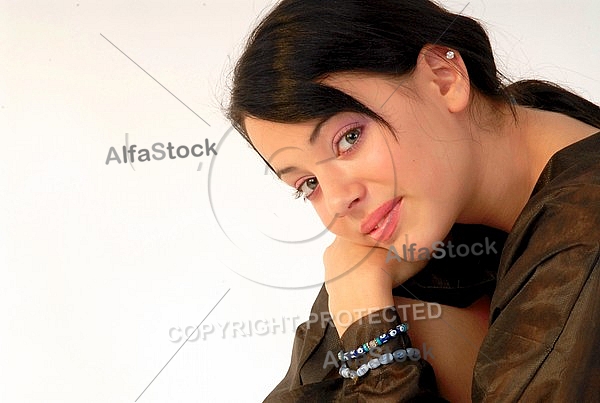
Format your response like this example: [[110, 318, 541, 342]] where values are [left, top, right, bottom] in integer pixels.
[[318, 166, 366, 218]]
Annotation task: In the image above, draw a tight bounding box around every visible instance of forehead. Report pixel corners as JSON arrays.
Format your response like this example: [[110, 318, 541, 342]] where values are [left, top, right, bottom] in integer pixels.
[[243, 73, 403, 160], [244, 117, 318, 162]]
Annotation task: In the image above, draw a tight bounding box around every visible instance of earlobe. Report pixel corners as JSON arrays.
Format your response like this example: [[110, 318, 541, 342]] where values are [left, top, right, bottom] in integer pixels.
[[418, 45, 470, 113]]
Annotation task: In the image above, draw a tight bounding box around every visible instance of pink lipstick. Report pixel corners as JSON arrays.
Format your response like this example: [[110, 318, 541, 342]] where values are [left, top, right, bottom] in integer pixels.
[[360, 197, 403, 242]]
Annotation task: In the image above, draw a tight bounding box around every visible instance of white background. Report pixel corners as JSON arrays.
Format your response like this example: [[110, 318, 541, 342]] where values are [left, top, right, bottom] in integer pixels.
[[1, 1, 598, 402]]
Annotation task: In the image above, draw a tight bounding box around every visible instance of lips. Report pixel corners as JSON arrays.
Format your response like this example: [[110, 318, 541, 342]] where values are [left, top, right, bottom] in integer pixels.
[[360, 197, 403, 242]]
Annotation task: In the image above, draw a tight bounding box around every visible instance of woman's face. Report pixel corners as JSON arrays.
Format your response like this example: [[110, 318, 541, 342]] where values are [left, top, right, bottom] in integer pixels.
[[245, 71, 477, 258]]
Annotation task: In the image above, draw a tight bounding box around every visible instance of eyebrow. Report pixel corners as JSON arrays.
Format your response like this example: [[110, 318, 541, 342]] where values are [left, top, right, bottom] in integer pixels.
[[275, 116, 332, 178], [309, 117, 330, 145]]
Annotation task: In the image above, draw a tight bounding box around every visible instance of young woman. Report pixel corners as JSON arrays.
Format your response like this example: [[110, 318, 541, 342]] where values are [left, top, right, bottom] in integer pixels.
[[227, 0, 600, 401]]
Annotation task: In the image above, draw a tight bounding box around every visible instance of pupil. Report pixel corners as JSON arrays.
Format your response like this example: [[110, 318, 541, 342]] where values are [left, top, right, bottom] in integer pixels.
[[346, 129, 359, 143]]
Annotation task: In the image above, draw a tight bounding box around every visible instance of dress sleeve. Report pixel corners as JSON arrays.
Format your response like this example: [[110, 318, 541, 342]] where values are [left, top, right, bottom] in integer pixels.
[[473, 243, 600, 401], [472, 184, 600, 402], [264, 285, 447, 402]]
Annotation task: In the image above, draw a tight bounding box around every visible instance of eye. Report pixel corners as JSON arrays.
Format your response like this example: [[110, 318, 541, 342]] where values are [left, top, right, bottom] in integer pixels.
[[295, 177, 319, 200], [336, 126, 362, 154]]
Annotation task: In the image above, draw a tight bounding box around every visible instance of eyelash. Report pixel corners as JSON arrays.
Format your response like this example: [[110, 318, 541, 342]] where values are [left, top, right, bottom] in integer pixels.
[[294, 124, 364, 201]]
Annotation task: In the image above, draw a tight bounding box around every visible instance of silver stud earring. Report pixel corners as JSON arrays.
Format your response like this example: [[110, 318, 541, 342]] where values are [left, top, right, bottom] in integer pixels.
[[445, 50, 455, 60]]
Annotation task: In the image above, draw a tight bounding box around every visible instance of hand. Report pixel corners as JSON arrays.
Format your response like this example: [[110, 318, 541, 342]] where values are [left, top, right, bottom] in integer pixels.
[[323, 236, 426, 337]]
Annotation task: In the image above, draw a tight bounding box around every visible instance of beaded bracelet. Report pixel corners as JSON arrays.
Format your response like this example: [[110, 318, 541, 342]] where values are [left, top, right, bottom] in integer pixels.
[[338, 347, 422, 379], [337, 322, 409, 363]]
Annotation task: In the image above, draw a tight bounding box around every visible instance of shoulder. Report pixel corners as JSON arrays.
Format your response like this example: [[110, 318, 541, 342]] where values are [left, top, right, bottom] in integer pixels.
[[500, 131, 600, 278], [475, 139, 600, 399]]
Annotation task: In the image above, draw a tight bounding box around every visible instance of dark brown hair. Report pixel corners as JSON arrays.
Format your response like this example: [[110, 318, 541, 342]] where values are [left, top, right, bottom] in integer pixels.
[[228, 0, 600, 142]]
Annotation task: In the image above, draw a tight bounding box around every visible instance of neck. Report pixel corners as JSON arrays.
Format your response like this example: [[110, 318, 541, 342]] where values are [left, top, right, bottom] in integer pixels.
[[458, 103, 598, 232]]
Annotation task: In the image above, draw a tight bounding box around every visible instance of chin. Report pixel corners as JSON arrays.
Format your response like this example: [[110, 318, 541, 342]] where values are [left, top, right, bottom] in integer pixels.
[[388, 227, 449, 262]]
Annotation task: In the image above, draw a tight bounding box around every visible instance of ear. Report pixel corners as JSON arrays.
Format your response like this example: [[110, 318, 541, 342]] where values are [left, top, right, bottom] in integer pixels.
[[416, 45, 470, 113]]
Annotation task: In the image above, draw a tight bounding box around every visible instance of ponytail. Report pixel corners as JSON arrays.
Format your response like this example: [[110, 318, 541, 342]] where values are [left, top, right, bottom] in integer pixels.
[[507, 80, 600, 128]]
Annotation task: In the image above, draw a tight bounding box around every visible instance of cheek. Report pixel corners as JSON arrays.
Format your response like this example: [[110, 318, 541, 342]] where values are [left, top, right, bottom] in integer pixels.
[[358, 132, 399, 187], [368, 144, 396, 175], [386, 129, 460, 198], [312, 204, 341, 234]]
